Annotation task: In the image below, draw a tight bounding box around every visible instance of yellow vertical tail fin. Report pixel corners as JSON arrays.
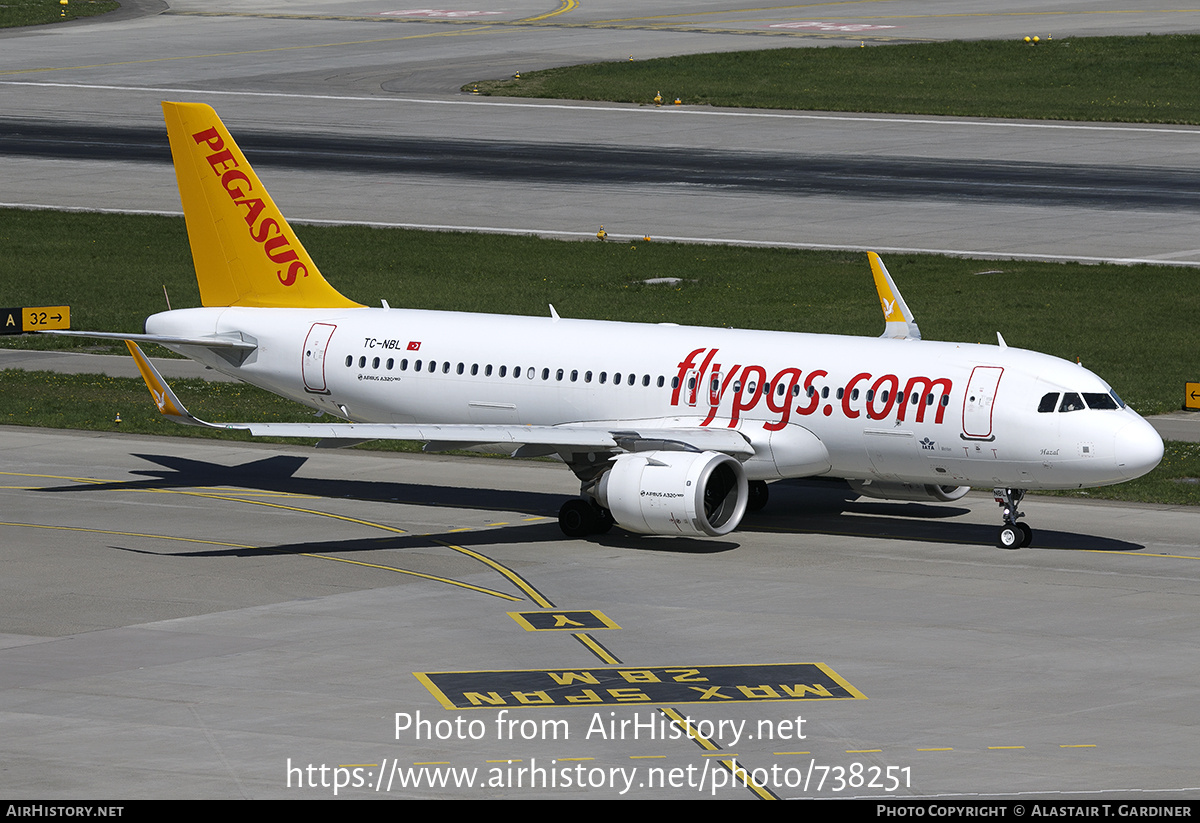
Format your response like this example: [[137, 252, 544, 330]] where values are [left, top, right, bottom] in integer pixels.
[[162, 101, 363, 309]]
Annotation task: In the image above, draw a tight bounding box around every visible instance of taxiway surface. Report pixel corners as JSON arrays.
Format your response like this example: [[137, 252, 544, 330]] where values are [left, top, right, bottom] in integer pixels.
[[2, 426, 1198, 799]]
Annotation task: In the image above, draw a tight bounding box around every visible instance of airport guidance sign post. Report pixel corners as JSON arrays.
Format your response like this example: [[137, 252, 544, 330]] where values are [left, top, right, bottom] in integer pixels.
[[0, 306, 70, 334], [1186, 382, 1200, 411]]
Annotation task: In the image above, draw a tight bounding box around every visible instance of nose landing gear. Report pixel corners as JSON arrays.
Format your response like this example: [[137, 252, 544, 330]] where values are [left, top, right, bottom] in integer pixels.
[[994, 487, 1032, 549]]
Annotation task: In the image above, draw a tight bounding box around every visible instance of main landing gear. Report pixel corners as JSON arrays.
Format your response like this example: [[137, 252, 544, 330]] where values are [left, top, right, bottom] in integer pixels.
[[558, 498, 614, 538], [994, 487, 1032, 549], [747, 480, 770, 512]]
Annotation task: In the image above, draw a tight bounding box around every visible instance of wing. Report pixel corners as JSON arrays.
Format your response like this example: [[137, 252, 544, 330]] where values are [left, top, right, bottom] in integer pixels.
[[124, 341, 754, 457]]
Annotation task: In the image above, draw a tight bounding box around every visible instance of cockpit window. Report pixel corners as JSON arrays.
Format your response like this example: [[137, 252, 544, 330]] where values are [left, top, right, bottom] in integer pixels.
[[1083, 392, 1119, 410], [1038, 392, 1059, 413], [1059, 392, 1085, 412]]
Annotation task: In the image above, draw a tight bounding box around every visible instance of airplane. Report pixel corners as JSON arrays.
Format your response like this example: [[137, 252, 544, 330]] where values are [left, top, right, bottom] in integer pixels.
[[54, 102, 1164, 549]]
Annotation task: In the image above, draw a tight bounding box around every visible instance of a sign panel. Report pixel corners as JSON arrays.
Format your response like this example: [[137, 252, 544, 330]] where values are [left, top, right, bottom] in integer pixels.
[[0, 306, 70, 334], [1186, 382, 1200, 411]]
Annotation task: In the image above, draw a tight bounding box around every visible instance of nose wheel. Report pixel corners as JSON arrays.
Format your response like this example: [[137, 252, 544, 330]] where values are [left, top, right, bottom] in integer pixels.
[[994, 488, 1032, 549]]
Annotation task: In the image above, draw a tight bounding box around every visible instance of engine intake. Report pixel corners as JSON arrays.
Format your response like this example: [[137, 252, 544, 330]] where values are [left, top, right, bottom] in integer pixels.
[[596, 450, 748, 537]]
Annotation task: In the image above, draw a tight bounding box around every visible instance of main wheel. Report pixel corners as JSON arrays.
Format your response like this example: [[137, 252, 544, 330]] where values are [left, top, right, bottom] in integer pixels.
[[748, 480, 770, 512], [559, 499, 597, 537], [592, 504, 614, 535], [997, 524, 1021, 549]]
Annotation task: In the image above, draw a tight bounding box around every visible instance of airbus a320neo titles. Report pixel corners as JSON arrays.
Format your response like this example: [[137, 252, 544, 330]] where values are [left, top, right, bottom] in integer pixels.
[[56, 102, 1164, 548]]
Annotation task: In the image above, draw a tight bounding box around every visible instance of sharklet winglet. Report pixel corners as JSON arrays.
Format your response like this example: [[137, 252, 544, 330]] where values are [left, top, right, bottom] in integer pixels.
[[868, 252, 921, 340], [125, 340, 248, 431]]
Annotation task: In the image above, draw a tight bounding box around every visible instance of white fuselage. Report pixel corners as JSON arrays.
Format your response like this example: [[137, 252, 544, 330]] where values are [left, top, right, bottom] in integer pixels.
[[147, 305, 1164, 490]]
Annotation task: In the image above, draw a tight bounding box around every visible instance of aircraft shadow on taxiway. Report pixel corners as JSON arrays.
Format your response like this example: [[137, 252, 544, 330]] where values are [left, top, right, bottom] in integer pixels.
[[39, 452, 1144, 554]]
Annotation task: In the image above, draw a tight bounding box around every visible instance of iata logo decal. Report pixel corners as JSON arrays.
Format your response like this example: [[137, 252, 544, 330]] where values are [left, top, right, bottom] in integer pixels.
[[191, 126, 309, 287]]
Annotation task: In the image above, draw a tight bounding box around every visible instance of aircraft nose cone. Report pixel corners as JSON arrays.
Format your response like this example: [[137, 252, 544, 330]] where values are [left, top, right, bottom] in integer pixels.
[[1115, 416, 1164, 480]]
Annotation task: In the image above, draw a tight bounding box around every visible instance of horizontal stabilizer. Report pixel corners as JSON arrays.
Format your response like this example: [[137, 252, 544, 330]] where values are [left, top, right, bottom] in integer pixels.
[[49, 330, 256, 351]]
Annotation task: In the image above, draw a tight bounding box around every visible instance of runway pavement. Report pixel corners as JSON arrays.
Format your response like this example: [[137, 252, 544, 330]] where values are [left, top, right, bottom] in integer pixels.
[[2, 1, 1200, 264], [3, 1, 1200, 801]]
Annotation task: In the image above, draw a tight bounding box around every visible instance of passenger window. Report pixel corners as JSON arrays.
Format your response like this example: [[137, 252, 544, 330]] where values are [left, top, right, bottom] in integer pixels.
[[386, 358, 394, 370], [586, 371, 594, 383], [471, 364, 478, 376], [456, 363, 464, 374], [670, 376, 678, 389], [571, 370, 578, 382], [657, 376, 665, 388], [499, 365, 507, 377], [1038, 392, 1059, 413], [358, 356, 366, 368], [372, 357, 380, 369], [600, 372, 608, 384], [400, 359, 408, 371], [556, 369, 564, 381], [345, 356, 352, 367], [1059, 392, 1084, 412], [542, 368, 550, 380], [485, 364, 493, 376], [642, 375, 649, 387], [514, 366, 522, 378], [428, 360, 436, 373]]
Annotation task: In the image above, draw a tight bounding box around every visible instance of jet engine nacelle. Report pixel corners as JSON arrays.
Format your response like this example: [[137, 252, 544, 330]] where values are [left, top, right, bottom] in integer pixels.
[[596, 450, 748, 537], [847, 480, 971, 502]]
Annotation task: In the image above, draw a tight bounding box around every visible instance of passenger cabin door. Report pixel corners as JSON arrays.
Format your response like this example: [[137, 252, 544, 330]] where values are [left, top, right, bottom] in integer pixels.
[[962, 366, 1003, 439], [302, 323, 336, 394]]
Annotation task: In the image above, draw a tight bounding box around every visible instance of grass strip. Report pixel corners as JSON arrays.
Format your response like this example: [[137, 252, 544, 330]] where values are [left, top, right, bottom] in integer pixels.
[[470, 35, 1200, 125], [0, 0, 118, 28], [2, 208, 1194, 416]]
